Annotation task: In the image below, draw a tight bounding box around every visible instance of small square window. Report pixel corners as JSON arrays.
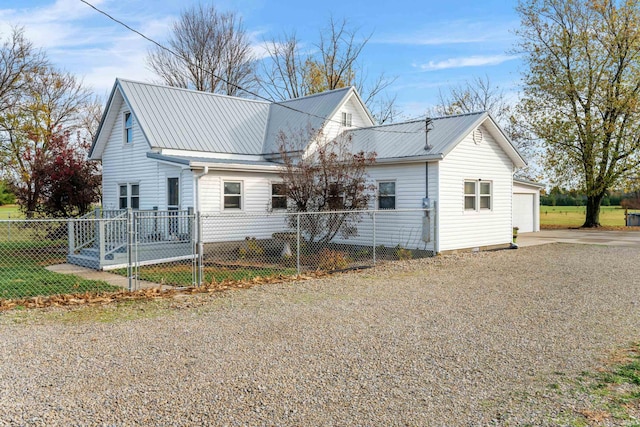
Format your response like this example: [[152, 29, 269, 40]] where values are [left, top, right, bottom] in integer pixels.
[[224, 181, 242, 210], [271, 183, 287, 210]]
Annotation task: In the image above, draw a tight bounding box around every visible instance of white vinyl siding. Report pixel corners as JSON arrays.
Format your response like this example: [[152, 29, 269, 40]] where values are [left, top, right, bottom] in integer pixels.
[[101, 90, 194, 211], [438, 124, 513, 251]]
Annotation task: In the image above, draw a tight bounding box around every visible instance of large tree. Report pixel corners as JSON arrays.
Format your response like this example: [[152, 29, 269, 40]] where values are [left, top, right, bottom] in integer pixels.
[[0, 66, 94, 216], [146, 4, 256, 96], [516, 0, 640, 227], [261, 18, 398, 124]]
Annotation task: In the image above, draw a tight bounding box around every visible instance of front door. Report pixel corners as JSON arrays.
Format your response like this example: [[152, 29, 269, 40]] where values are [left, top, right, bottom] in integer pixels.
[[167, 177, 179, 235]]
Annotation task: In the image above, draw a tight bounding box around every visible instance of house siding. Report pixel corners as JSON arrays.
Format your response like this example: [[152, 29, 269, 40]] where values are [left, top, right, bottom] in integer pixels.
[[330, 162, 437, 251], [198, 171, 289, 242], [101, 92, 192, 211], [437, 124, 514, 251]]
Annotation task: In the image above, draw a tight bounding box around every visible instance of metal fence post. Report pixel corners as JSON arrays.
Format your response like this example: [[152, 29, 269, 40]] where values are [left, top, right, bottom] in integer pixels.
[[296, 214, 301, 275], [127, 208, 133, 291], [197, 211, 203, 286], [373, 210, 376, 265], [68, 219, 74, 254]]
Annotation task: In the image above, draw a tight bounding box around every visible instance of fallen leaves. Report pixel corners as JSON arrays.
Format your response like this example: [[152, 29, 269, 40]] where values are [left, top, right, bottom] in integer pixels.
[[0, 272, 328, 311]]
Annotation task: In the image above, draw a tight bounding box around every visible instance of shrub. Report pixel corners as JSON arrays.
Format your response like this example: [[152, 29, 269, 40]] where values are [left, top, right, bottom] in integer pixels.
[[317, 248, 350, 271], [395, 245, 413, 260]]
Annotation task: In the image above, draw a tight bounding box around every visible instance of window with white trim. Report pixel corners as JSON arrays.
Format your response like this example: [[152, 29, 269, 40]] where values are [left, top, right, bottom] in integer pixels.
[[271, 182, 287, 210], [378, 181, 396, 210], [479, 181, 491, 210], [341, 112, 352, 127], [124, 112, 133, 144], [223, 181, 242, 210], [464, 180, 492, 211], [119, 183, 139, 209]]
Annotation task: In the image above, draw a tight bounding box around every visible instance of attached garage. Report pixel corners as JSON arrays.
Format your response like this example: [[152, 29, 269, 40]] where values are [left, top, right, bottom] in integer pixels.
[[513, 179, 544, 233]]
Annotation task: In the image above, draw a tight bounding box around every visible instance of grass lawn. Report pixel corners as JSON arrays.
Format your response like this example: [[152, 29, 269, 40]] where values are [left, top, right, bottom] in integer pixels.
[[0, 204, 22, 219], [0, 241, 118, 300], [115, 262, 297, 287], [540, 205, 636, 227]]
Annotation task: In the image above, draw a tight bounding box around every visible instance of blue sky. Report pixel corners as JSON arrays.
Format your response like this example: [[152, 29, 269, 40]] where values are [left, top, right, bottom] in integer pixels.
[[0, 0, 523, 118]]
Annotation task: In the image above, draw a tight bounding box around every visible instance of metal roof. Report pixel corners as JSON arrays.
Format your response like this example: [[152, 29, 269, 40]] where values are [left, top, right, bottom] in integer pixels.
[[346, 112, 526, 167], [262, 87, 354, 154], [118, 79, 271, 155]]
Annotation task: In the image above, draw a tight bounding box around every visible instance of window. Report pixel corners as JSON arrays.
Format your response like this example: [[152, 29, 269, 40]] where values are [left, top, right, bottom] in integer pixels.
[[480, 182, 491, 210], [124, 112, 133, 144], [167, 177, 179, 209], [271, 183, 287, 210], [378, 181, 396, 209], [224, 181, 242, 209], [464, 180, 492, 211], [341, 112, 352, 127], [464, 181, 476, 210], [119, 183, 140, 209]]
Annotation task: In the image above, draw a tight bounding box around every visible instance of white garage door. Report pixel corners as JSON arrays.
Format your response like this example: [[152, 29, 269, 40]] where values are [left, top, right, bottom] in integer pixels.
[[513, 193, 534, 233]]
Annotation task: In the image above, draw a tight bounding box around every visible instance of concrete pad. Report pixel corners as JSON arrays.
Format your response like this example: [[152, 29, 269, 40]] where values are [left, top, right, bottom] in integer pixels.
[[517, 229, 640, 248], [46, 264, 165, 291]]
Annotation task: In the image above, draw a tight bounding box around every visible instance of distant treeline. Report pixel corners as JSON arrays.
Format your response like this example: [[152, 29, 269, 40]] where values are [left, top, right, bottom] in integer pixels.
[[541, 188, 633, 206]]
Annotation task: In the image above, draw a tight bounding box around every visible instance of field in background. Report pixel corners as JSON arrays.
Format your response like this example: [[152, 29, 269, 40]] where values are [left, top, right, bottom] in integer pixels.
[[539, 205, 636, 227], [0, 205, 21, 219]]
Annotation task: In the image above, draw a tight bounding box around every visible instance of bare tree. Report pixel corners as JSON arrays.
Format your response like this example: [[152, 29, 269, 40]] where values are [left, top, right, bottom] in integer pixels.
[[0, 27, 47, 115], [146, 4, 256, 96], [278, 125, 376, 243], [260, 17, 398, 123]]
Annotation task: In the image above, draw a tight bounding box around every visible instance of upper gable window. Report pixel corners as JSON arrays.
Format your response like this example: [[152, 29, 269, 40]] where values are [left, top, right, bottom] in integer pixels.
[[124, 112, 133, 144], [341, 112, 353, 127]]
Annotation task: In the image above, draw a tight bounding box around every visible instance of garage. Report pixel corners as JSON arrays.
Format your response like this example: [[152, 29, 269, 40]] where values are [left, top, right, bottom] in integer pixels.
[[513, 179, 544, 233]]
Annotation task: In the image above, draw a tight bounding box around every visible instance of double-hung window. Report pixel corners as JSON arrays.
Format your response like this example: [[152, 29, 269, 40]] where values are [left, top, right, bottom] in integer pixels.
[[341, 112, 353, 127], [271, 183, 287, 210], [124, 112, 133, 144], [464, 180, 491, 211], [378, 181, 396, 209], [119, 183, 139, 209], [224, 181, 242, 210]]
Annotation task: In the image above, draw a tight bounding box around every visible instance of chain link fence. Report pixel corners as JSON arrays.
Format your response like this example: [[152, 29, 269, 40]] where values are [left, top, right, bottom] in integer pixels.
[[0, 208, 435, 302]]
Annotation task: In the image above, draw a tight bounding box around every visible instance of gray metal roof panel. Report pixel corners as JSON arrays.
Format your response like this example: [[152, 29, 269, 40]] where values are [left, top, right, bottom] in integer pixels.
[[347, 112, 487, 160], [262, 87, 353, 154], [119, 79, 270, 155]]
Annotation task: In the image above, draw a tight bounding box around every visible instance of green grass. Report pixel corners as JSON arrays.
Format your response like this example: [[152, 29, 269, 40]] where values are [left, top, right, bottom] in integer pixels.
[[540, 205, 636, 227], [0, 204, 22, 219], [115, 262, 297, 287], [0, 241, 118, 300]]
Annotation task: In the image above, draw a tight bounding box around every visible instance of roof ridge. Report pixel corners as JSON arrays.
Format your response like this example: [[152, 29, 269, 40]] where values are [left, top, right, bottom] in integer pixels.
[[431, 110, 487, 120], [116, 78, 271, 105], [278, 86, 353, 103]]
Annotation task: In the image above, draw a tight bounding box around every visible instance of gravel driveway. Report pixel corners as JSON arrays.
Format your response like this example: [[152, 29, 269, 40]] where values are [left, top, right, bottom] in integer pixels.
[[0, 243, 639, 426]]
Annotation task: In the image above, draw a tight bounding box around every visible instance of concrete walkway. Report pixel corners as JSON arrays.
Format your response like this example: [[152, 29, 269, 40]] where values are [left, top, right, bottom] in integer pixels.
[[46, 264, 165, 290], [517, 228, 640, 248]]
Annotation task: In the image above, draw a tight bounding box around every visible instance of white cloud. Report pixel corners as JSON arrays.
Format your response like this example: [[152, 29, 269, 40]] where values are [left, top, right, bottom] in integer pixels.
[[376, 19, 517, 46], [416, 54, 519, 71]]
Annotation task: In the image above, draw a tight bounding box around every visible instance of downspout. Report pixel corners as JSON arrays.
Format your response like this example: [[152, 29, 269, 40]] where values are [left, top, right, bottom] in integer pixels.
[[193, 166, 209, 214]]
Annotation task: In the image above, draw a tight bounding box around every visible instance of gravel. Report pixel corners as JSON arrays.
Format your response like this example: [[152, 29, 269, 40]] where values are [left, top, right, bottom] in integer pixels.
[[0, 243, 639, 426]]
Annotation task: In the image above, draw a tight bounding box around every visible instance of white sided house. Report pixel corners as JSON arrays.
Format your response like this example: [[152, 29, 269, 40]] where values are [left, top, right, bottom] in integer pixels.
[[86, 79, 528, 267]]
